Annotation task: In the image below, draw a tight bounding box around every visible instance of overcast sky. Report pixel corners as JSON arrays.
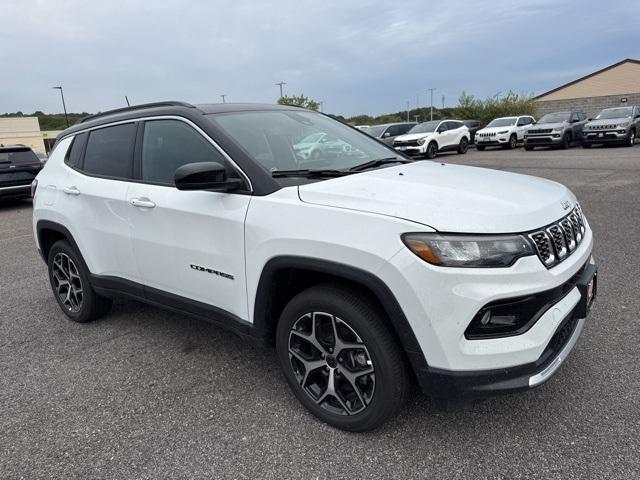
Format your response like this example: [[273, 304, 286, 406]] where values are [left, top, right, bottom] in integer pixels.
[[2, 0, 639, 117]]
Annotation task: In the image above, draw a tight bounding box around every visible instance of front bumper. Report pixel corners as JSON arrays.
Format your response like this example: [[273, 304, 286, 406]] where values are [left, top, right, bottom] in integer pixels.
[[394, 145, 426, 156], [583, 130, 628, 144], [476, 135, 510, 146], [414, 260, 597, 398], [524, 134, 563, 146]]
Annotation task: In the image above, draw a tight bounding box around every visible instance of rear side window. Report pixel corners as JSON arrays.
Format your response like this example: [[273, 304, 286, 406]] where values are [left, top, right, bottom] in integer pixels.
[[83, 123, 137, 178], [141, 119, 227, 184], [396, 124, 414, 135], [64, 133, 87, 168]]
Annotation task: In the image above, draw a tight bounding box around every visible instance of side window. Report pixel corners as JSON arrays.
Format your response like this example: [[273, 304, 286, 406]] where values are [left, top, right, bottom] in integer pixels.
[[141, 119, 228, 184], [64, 132, 87, 168], [385, 125, 400, 137], [83, 123, 137, 178], [398, 124, 413, 135], [438, 122, 448, 132], [518, 117, 532, 126], [571, 113, 580, 122]]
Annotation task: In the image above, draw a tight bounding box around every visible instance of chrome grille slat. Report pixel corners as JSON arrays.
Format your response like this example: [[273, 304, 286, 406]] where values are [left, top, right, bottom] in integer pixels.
[[528, 205, 587, 269]]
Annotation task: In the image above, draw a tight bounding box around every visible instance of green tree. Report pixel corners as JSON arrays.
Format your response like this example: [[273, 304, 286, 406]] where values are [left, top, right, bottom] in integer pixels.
[[277, 94, 320, 111]]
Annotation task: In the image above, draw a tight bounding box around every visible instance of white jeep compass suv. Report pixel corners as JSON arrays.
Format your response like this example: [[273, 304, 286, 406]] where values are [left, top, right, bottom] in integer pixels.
[[476, 115, 535, 150], [32, 102, 597, 432]]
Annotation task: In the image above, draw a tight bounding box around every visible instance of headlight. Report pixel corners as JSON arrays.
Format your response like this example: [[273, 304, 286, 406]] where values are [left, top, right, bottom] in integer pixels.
[[417, 137, 427, 145], [402, 233, 534, 268], [497, 130, 509, 135], [617, 122, 630, 128], [552, 127, 563, 132]]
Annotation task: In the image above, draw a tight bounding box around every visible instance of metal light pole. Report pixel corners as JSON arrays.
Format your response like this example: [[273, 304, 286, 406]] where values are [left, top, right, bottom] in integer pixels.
[[276, 81, 286, 98], [220, 94, 227, 103], [406, 101, 410, 122], [52, 86, 69, 128], [125, 96, 131, 106], [427, 88, 436, 121], [319, 101, 324, 112]]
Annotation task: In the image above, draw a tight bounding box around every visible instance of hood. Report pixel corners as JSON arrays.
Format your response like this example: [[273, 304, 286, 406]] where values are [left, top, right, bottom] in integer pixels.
[[394, 132, 435, 142], [528, 122, 565, 130], [298, 161, 576, 233], [477, 125, 515, 134]]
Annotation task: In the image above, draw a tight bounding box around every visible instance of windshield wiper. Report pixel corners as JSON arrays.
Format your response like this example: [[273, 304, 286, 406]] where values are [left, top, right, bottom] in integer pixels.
[[271, 169, 354, 178], [349, 157, 411, 172]]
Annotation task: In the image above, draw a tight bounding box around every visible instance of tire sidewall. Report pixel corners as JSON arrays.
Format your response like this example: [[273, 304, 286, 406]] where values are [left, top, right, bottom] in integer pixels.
[[426, 142, 438, 159], [275, 288, 405, 431], [458, 137, 468, 154]]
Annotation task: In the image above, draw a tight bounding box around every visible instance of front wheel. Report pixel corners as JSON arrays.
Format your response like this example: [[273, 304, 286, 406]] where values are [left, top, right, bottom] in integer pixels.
[[47, 240, 112, 323], [457, 137, 469, 154], [504, 134, 517, 149], [276, 285, 409, 432], [560, 133, 571, 149], [425, 141, 438, 159], [625, 129, 636, 147]]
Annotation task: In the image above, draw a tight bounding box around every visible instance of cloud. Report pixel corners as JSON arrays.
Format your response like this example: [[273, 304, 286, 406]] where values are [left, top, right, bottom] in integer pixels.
[[1, 0, 638, 116]]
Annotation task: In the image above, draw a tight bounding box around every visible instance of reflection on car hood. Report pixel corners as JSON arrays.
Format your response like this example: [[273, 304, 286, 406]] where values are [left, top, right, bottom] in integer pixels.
[[298, 161, 575, 233], [528, 122, 565, 130], [587, 118, 630, 126], [394, 132, 435, 142], [477, 126, 515, 134]]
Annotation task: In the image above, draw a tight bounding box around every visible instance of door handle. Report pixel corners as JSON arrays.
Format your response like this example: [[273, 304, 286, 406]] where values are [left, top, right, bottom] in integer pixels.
[[62, 186, 80, 196], [130, 198, 156, 208]]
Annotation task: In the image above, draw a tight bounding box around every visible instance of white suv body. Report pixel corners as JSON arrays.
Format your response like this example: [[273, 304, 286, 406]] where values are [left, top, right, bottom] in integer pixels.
[[476, 115, 535, 150], [33, 102, 597, 432], [393, 120, 470, 159]]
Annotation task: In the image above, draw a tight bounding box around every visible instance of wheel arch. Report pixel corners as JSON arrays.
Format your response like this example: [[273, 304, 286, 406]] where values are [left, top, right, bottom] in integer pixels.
[[36, 220, 86, 268], [252, 256, 428, 376]]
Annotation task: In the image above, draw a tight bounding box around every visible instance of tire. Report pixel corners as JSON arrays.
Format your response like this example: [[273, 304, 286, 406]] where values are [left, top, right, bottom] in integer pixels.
[[524, 145, 534, 151], [504, 134, 517, 149], [275, 284, 410, 432], [425, 141, 438, 159], [625, 129, 636, 147], [47, 240, 112, 323], [457, 137, 469, 154], [476, 145, 486, 151], [560, 133, 571, 149]]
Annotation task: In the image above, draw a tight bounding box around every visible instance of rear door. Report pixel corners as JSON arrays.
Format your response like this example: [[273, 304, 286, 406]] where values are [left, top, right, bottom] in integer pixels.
[[516, 117, 534, 140], [126, 118, 251, 320], [60, 123, 140, 281]]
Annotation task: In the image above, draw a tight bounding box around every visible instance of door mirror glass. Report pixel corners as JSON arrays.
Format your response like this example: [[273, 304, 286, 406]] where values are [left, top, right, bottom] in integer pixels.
[[174, 162, 242, 192], [383, 132, 391, 138]]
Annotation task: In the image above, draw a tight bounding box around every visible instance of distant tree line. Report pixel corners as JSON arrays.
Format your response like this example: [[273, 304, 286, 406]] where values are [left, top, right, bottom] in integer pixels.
[[0, 111, 90, 130]]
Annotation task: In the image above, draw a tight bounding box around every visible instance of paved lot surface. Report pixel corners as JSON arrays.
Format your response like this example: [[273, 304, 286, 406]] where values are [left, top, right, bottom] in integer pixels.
[[1, 146, 639, 479]]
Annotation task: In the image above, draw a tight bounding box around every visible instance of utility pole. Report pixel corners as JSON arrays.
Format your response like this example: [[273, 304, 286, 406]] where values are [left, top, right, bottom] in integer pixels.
[[427, 88, 436, 121], [319, 101, 324, 112], [125, 96, 131, 106], [442, 94, 445, 109], [275, 81, 286, 98], [406, 101, 410, 122], [52, 86, 69, 128], [220, 94, 227, 103]]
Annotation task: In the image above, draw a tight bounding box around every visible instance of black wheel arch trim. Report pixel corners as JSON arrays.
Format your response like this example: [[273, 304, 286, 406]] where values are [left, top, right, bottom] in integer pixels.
[[36, 220, 87, 267], [253, 255, 430, 383]]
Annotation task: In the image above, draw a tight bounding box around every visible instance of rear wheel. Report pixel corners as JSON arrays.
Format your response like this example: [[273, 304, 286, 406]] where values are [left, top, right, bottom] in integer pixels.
[[47, 240, 112, 323], [425, 141, 438, 159], [457, 137, 469, 154], [275, 285, 409, 432]]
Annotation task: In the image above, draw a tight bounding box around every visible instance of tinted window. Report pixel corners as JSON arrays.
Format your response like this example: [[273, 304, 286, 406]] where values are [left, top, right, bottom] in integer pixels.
[[65, 133, 87, 168], [142, 119, 227, 184], [386, 125, 404, 136], [0, 147, 39, 165], [83, 123, 136, 178]]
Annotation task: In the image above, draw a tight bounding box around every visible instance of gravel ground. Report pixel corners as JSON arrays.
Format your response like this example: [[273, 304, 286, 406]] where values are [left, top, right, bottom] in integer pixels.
[[1, 145, 639, 479]]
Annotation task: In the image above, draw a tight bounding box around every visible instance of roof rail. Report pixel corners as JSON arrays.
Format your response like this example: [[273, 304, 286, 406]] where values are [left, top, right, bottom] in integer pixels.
[[78, 101, 196, 124]]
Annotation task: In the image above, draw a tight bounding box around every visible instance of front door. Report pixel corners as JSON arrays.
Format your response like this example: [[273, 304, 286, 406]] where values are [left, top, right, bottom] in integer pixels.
[[126, 118, 251, 320]]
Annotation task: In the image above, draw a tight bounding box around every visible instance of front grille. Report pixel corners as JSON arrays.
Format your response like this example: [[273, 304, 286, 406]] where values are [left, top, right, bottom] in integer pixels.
[[393, 139, 419, 147], [528, 128, 552, 134], [588, 124, 616, 130], [478, 132, 496, 137], [528, 205, 586, 268]]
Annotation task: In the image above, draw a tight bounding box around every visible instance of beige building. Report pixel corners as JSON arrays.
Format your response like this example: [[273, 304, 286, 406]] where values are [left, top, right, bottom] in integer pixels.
[[534, 58, 640, 118], [0, 117, 46, 154]]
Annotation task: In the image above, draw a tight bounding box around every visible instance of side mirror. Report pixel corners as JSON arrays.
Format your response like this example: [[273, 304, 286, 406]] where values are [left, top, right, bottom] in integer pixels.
[[383, 132, 391, 138], [588, 118, 593, 122], [175, 162, 243, 192]]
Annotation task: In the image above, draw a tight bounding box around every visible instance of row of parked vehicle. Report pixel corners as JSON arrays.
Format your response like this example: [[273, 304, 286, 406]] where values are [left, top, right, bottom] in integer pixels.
[[357, 105, 640, 158]]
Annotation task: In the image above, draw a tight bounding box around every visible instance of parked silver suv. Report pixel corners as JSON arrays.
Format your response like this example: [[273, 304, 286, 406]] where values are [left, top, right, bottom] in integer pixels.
[[524, 111, 587, 150], [582, 106, 640, 148]]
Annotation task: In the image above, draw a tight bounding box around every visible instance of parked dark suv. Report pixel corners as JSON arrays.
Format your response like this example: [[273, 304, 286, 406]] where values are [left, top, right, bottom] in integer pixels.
[[582, 106, 640, 148], [366, 122, 417, 146], [0, 144, 42, 199], [524, 111, 587, 150]]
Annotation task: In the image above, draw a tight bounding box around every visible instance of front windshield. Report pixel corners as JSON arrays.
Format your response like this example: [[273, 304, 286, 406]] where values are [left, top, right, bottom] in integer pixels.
[[367, 125, 386, 137], [538, 112, 570, 123], [209, 110, 399, 173], [487, 117, 517, 127], [408, 121, 439, 134], [596, 107, 633, 119]]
